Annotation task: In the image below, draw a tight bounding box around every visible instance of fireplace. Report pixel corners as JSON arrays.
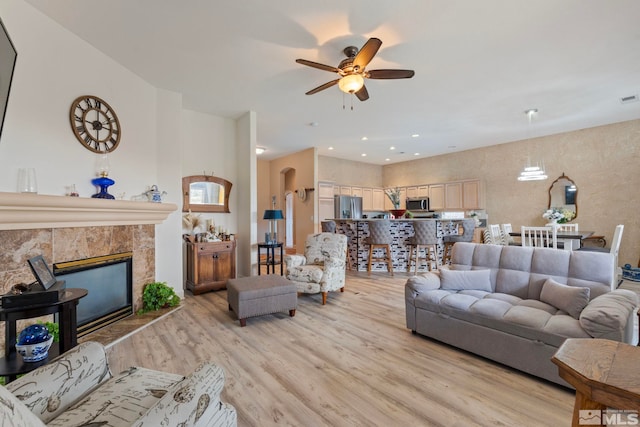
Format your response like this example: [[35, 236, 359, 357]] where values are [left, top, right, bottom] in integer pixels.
[[53, 252, 133, 337], [0, 192, 176, 356]]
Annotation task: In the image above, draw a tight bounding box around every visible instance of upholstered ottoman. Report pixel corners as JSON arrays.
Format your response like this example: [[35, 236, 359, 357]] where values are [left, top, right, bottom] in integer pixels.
[[227, 275, 297, 326]]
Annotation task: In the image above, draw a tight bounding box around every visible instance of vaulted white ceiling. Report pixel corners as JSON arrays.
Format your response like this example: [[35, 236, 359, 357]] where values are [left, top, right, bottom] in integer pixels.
[[25, 0, 640, 164]]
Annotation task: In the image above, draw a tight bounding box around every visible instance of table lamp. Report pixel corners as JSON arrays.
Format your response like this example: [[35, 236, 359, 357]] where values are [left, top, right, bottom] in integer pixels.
[[263, 209, 283, 244]]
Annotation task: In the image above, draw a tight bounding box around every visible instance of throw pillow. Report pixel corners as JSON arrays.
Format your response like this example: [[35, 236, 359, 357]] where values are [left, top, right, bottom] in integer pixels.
[[439, 268, 492, 292], [540, 278, 590, 319]]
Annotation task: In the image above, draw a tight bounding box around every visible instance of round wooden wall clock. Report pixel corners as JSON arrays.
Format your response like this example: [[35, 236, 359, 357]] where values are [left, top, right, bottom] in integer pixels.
[[69, 95, 121, 153]]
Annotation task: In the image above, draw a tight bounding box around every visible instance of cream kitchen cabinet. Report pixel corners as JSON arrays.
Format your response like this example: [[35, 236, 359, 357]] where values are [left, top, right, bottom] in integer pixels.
[[407, 185, 429, 199], [429, 184, 445, 210], [340, 186, 352, 196], [362, 187, 373, 211], [445, 182, 463, 209], [406, 186, 419, 199], [372, 188, 385, 211], [351, 186, 363, 197], [318, 181, 335, 199], [318, 197, 335, 222], [462, 180, 483, 209]]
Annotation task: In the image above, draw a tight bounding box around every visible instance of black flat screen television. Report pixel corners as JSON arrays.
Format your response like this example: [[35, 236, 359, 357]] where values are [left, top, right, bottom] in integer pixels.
[[0, 17, 17, 141]]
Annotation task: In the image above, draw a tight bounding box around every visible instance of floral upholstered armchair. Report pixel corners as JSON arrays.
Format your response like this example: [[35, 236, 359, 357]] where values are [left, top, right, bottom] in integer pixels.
[[284, 232, 348, 305]]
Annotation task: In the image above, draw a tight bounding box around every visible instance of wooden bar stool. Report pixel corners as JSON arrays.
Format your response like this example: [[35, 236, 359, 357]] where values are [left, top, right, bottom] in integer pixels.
[[443, 219, 476, 264], [364, 220, 394, 275], [407, 220, 438, 274]]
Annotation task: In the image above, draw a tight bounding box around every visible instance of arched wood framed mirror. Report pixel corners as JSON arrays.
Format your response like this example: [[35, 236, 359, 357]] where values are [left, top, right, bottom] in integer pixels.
[[182, 175, 232, 213], [548, 173, 578, 220]]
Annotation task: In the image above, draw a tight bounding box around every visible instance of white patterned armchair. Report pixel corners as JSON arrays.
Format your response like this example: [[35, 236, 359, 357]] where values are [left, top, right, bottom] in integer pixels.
[[284, 232, 348, 305], [1, 341, 237, 426]]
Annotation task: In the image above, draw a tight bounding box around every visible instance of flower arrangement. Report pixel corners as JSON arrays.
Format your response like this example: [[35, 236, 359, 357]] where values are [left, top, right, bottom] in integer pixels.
[[542, 208, 575, 224], [385, 187, 402, 209], [182, 209, 203, 234]]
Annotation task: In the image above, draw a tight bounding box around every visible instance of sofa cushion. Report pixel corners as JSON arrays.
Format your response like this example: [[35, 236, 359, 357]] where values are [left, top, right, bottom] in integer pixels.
[[0, 384, 46, 427], [540, 278, 590, 319], [580, 290, 639, 340], [6, 341, 111, 424], [46, 366, 184, 427], [287, 264, 323, 283], [133, 363, 236, 427], [440, 268, 491, 292]]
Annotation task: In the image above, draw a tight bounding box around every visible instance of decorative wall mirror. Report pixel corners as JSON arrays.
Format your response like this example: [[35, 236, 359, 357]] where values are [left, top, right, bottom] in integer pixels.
[[548, 173, 578, 220], [182, 175, 232, 213]]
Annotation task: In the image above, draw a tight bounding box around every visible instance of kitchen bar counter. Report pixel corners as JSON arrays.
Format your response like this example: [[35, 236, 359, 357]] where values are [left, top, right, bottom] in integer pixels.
[[331, 218, 464, 272]]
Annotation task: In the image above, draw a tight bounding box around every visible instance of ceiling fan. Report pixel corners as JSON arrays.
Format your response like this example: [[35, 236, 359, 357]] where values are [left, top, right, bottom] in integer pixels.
[[296, 37, 415, 101]]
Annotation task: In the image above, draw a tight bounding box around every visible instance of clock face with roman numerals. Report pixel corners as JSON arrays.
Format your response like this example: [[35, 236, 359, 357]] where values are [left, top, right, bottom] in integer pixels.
[[69, 95, 121, 153]]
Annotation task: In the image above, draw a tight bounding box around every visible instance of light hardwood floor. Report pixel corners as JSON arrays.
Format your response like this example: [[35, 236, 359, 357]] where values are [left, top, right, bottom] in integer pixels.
[[105, 271, 574, 426]]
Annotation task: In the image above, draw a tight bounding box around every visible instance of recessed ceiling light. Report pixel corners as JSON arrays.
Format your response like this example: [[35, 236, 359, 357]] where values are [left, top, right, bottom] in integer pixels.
[[309, 121, 319, 127], [411, 134, 419, 138], [448, 145, 457, 149], [328, 146, 334, 150], [361, 153, 367, 157], [390, 146, 396, 150], [361, 136, 368, 141], [414, 153, 420, 156], [385, 158, 391, 162], [256, 147, 266, 155]]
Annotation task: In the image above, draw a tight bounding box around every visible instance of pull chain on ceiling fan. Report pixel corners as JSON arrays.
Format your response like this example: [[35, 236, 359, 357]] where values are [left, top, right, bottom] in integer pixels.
[[296, 37, 415, 103]]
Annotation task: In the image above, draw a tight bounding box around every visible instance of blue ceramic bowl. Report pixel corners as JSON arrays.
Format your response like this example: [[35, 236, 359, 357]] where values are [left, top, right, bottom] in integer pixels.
[[18, 324, 50, 345], [16, 335, 53, 362]]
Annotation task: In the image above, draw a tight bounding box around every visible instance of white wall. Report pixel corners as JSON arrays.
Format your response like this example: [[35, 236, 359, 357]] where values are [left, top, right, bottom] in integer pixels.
[[0, 0, 246, 295]]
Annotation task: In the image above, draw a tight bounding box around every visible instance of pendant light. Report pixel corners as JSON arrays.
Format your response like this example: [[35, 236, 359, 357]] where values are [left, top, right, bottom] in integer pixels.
[[517, 109, 548, 181]]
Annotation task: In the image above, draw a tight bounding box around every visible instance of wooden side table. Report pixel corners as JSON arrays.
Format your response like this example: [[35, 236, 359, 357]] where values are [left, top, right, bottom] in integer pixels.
[[552, 338, 640, 427], [0, 288, 87, 382], [258, 242, 283, 275]]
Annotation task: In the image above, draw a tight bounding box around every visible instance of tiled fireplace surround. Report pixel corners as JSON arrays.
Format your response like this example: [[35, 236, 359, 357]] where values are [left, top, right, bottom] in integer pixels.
[[0, 192, 176, 356]]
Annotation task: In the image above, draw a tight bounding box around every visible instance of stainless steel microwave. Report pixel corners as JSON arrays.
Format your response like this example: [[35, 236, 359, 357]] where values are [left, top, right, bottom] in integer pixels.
[[406, 197, 430, 211]]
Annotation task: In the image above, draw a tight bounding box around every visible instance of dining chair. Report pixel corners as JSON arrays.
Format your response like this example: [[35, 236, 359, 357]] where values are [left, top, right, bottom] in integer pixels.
[[501, 223, 517, 245], [521, 226, 557, 249], [578, 224, 624, 288], [557, 223, 579, 232], [489, 224, 504, 245]]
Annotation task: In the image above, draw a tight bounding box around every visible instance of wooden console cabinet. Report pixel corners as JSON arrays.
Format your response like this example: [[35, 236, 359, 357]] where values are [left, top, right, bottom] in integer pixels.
[[185, 241, 236, 294]]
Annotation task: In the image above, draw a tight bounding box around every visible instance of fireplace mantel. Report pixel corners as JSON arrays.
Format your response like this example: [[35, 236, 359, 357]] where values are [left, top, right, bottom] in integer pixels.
[[0, 192, 177, 230]]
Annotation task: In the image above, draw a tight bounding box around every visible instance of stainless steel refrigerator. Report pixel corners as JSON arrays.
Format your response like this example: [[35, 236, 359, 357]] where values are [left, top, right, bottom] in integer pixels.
[[334, 195, 363, 219]]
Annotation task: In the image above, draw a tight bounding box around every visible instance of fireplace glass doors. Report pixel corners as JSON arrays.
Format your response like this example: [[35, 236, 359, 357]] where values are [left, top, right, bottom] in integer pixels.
[[53, 252, 133, 337]]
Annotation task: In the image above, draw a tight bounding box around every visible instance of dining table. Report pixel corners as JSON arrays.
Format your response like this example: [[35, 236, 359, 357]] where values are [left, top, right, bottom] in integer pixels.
[[509, 230, 594, 250]]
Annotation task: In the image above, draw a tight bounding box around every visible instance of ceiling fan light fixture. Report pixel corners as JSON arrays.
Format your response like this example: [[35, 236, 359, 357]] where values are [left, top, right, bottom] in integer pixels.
[[338, 74, 364, 94]]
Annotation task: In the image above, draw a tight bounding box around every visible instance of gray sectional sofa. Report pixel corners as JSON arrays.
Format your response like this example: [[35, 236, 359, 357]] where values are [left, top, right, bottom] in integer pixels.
[[405, 242, 638, 386]]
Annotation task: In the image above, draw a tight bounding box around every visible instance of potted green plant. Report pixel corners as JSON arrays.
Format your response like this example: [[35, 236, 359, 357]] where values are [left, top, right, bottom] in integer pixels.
[[138, 282, 180, 314]]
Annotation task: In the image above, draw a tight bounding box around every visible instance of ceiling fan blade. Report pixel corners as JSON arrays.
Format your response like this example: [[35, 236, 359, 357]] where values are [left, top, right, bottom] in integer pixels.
[[353, 38, 382, 70], [355, 85, 369, 101], [296, 59, 341, 73], [305, 79, 340, 95], [367, 69, 415, 79]]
